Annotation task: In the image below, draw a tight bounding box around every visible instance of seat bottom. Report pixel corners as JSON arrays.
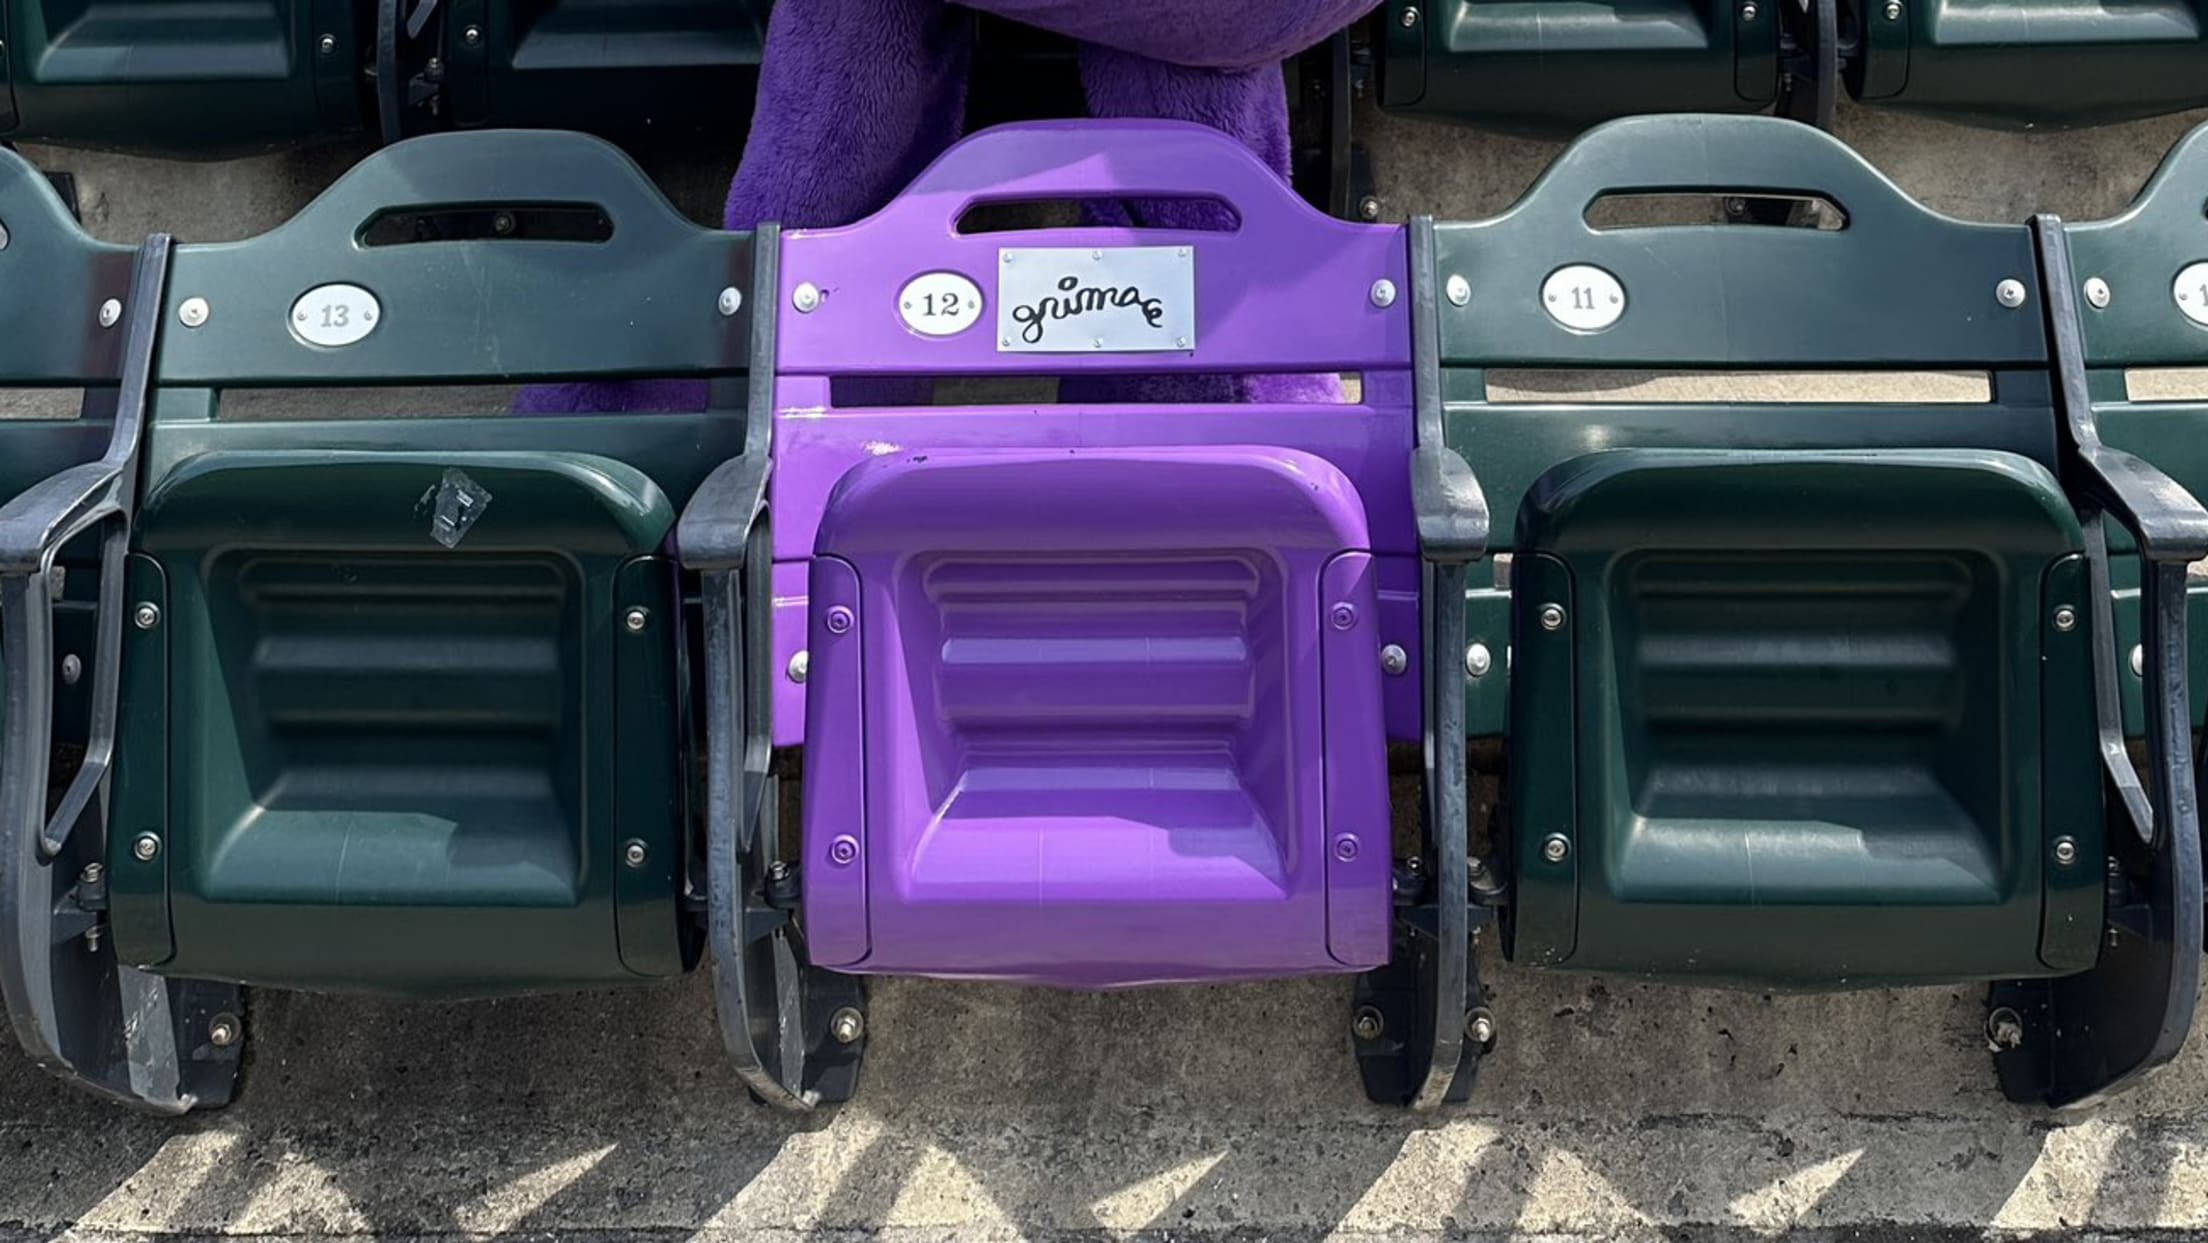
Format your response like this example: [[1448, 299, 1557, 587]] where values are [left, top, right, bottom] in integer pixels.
[[1506, 449, 2103, 984], [801, 445, 1394, 986]]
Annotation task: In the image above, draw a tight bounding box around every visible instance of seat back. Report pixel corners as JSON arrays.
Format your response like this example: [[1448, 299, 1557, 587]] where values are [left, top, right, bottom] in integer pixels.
[[1431, 115, 2100, 984], [0, 0, 365, 153], [1378, 0, 1781, 135], [111, 128, 757, 994], [1847, 0, 2208, 129], [774, 120, 1412, 986]]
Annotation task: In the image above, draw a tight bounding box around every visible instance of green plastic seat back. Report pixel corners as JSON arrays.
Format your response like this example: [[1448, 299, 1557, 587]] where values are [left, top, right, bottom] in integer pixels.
[[442, 0, 770, 144], [2066, 121, 2208, 736], [1436, 114, 2100, 983], [0, 0, 364, 154], [1850, 0, 2208, 129], [113, 129, 755, 994], [1378, 0, 1779, 136]]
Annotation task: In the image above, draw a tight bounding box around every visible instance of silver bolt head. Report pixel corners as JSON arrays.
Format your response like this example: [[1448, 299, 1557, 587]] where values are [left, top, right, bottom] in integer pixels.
[[2053, 605, 2077, 632], [829, 1006, 866, 1044], [622, 840, 648, 868], [2132, 643, 2146, 677], [60, 654, 82, 685], [622, 607, 649, 634], [0, 222, 9, 250], [1399, 5, 1419, 26], [1370, 278, 1398, 308], [1538, 603, 1566, 632], [79, 862, 104, 885], [1446, 274, 1471, 307], [1884, 0, 1901, 16], [1352, 1005, 1385, 1041], [2084, 277, 2112, 309], [318, 33, 337, 54], [1741, 2, 1758, 18], [1380, 643, 1409, 676], [1465, 1010, 1496, 1045], [767, 860, 792, 882], [1465, 642, 1493, 678], [133, 602, 161, 630], [717, 286, 743, 317], [178, 297, 210, 328], [1996, 279, 2028, 309], [208, 1014, 242, 1048], [1541, 834, 1570, 863], [793, 282, 822, 312], [2053, 836, 2078, 866], [1358, 197, 1381, 222], [98, 298, 122, 328], [787, 650, 810, 684], [132, 833, 161, 862], [463, 24, 482, 45]]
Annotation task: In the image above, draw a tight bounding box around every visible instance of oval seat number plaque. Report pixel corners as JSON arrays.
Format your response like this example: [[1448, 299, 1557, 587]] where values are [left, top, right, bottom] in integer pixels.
[[899, 272, 983, 337], [290, 283, 381, 348], [1541, 264, 1626, 332]]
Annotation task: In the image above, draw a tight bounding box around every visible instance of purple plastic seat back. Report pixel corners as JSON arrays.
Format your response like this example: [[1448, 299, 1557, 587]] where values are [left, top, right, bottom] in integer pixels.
[[773, 120, 1414, 987]]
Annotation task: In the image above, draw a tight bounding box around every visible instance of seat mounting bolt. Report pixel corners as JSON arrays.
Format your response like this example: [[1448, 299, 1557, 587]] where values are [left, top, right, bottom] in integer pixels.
[[1380, 644, 1408, 675], [623, 607, 650, 634], [2053, 605, 2077, 632], [463, 24, 482, 46], [1465, 1008, 1496, 1045], [178, 297, 209, 328], [98, 298, 121, 329], [318, 33, 336, 54], [208, 1014, 241, 1049], [1352, 1005, 1385, 1041], [1370, 279, 1398, 308], [1986, 1006, 2025, 1051], [717, 286, 743, 317], [1996, 279, 2028, 309], [2085, 278, 2112, 310], [830, 1007, 865, 1044], [787, 650, 810, 683], [132, 833, 160, 862], [1538, 603, 1566, 631], [1358, 197, 1381, 222], [825, 606, 854, 635], [623, 840, 648, 868], [1331, 603, 1358, 630], [793, 282, 822, 313], [2053, 836, 2078, 866], [1399, 6, 1419, 27], [1446, 274, 1471, 307], [1541, 834, 1570, 863], [1883, 0, 1901, 17], [133, 602, 160, 630]]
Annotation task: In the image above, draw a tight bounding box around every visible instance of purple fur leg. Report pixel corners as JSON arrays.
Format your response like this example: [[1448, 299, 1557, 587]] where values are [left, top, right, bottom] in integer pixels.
[[724, 0, 972, 232]]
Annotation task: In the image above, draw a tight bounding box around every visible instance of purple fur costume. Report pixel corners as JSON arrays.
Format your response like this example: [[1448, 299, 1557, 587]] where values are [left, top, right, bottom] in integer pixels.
[[520, 0, 1377, 414]]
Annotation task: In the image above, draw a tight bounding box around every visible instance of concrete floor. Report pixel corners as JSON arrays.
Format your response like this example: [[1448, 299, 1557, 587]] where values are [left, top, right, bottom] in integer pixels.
[[9, 95, 2208, 1242]]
